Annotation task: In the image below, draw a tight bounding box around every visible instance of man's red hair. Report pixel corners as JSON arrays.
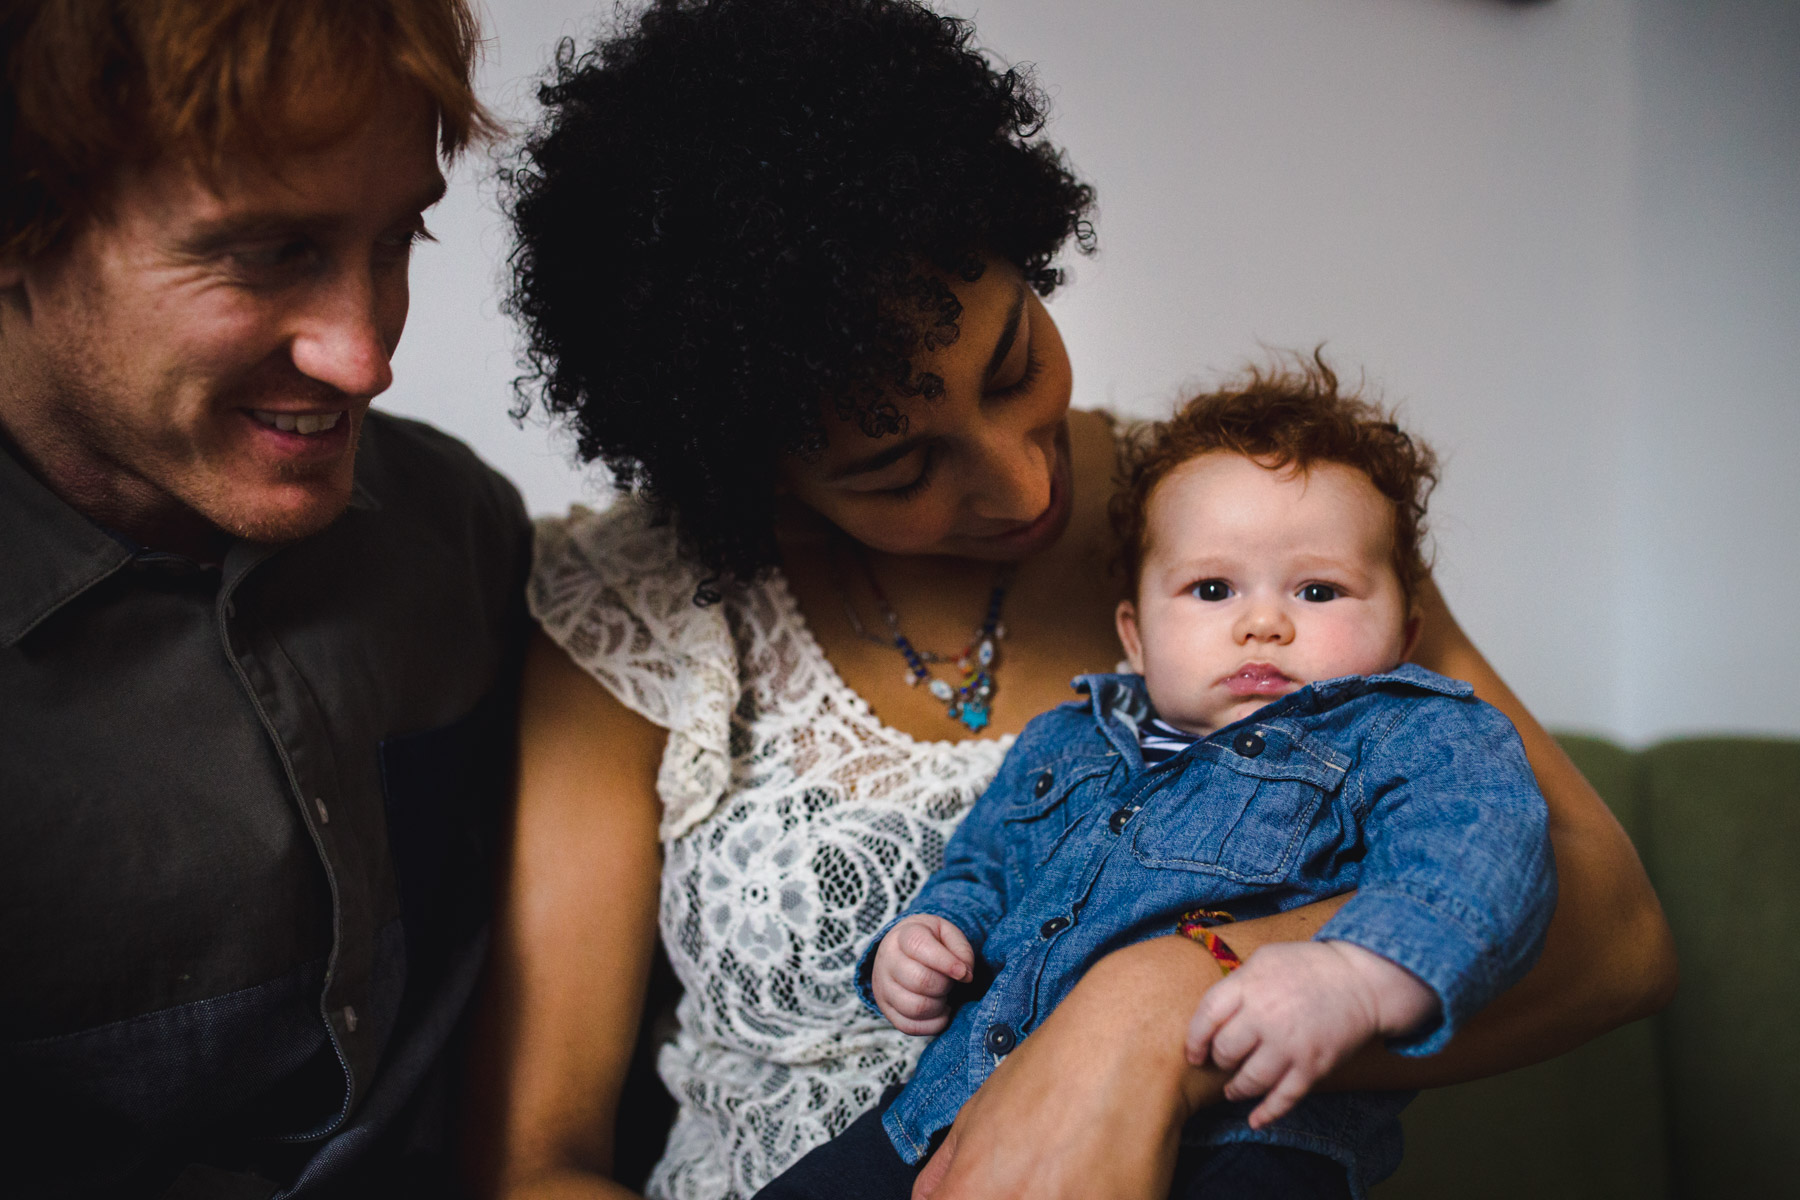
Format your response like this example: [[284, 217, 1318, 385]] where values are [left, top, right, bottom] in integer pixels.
[[1, 0, 497, 257]]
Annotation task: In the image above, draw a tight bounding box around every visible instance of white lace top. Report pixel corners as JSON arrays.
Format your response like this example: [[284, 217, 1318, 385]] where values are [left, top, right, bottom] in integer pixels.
[[529, 503, 1014, 1200]]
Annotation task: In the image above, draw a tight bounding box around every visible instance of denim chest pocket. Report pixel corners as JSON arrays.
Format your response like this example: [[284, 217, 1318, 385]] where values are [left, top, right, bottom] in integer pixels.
[[1130, 727, 1349, 884], [1000, 755, 1118, 892]]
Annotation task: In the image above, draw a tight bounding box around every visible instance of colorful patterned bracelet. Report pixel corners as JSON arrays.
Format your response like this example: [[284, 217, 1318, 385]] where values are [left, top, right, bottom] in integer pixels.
[[1177, 908, 1242, 975]]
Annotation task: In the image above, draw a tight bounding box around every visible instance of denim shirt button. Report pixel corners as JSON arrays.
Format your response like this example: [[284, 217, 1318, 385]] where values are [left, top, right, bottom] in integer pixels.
[[1108, 807, 1134, 834], [1033, 770, 1054, 798], [984, 1023, 1017, 1055], [1232, 730, 1266, 758], [1039, 916, 1070, 938]]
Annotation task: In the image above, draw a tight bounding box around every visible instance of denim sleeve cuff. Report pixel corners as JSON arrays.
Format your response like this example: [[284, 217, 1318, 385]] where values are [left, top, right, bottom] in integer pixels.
[[1317, 886, 1505, 1056]]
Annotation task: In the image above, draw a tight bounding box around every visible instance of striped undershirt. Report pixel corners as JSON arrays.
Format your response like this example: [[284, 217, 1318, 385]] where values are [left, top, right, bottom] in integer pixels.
[[1138, 716, 1202, 766]]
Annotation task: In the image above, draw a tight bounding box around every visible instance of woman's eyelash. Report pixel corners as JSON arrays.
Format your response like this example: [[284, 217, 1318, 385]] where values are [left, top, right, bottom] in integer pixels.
[[883, 447, 938, 500], [988, 344, 1043, 398]]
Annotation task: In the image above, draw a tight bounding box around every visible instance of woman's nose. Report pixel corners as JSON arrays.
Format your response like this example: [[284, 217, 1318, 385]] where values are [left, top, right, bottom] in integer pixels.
[[968, 425, 1053, 523]]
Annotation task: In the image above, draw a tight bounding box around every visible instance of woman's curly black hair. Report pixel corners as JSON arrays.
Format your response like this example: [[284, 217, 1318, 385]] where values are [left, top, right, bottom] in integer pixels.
[[505, 0, 1095, 586]]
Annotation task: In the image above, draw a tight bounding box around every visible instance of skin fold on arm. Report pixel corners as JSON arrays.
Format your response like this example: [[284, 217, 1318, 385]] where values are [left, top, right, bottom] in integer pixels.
[[913, 580, 1678, 1200]]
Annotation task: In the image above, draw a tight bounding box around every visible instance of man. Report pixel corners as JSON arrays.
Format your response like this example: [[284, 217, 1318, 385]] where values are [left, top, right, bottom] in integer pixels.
[[1, 3, 530, 1194]]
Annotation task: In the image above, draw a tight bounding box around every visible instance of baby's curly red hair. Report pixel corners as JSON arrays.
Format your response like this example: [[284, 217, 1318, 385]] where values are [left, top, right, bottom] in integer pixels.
[[1112, 351, 1439, 605]]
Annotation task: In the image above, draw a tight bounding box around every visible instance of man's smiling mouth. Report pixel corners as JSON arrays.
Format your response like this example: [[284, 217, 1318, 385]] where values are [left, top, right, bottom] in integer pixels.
[[248, 409, 344, 436]]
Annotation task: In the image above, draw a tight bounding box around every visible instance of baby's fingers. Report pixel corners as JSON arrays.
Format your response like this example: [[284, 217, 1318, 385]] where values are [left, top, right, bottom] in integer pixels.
[[1185, 978, 1245, 1066], [1246, 1063, 1315, 1130], [1220, 1040, 1290, 1107], [933, 919, 978, 979], [895, 919, 972, 983]]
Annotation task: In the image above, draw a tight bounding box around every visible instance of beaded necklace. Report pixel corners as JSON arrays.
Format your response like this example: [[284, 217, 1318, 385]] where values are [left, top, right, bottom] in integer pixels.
[[836, 545, 1013, 732]]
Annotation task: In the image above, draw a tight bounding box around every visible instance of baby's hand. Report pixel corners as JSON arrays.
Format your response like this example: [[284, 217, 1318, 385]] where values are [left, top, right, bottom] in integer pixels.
[[871, 914, 977, 1035], [1184, 940, 1439, 1130]]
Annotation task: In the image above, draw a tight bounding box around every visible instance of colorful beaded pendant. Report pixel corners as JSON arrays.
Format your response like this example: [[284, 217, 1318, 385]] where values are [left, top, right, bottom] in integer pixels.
[[891, 583, 1008, 731], [837, 545, 1013, 732]]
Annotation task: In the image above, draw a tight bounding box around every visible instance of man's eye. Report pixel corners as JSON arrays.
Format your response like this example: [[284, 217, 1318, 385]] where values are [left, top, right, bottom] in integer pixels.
[[1300, 583, 1339, 602], [229, 239, 321, 277], [376, 224, 436, 262], [1191, 580, 1232, 601]]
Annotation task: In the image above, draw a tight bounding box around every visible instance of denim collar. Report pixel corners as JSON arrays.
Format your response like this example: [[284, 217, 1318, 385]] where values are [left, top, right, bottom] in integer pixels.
[[1071, 662, 1473, 756]]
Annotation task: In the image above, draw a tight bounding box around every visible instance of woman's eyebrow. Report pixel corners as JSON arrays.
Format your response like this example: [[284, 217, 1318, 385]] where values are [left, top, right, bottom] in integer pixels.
[[986, 282, 1029, 379], [983, 283, 1028, 381]]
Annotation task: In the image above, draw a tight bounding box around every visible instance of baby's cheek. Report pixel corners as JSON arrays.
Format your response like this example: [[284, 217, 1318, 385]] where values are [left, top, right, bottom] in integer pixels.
[[1311, 610, 1407, 677]]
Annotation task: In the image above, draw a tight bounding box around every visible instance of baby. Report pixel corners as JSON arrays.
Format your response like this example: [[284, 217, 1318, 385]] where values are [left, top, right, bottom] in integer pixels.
[[756, 358, 1557, 1200]]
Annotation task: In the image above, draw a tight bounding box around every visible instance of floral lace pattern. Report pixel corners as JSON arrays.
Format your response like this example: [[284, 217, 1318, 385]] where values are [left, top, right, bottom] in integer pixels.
[[529, 504, 1013, 1200]]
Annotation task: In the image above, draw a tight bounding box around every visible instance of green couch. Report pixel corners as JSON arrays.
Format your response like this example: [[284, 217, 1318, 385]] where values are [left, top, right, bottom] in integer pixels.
[[1378, 736, 1800, 1199]]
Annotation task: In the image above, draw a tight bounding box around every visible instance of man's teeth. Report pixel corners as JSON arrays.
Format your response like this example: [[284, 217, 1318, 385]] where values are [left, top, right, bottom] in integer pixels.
[[251, 410, 344, 435]]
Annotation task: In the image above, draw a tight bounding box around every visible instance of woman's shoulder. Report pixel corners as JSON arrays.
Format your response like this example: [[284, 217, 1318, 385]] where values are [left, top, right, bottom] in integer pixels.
[[533, 499, 699, 597], [529, 500, 735, 719], [529, 500, 741, 839]]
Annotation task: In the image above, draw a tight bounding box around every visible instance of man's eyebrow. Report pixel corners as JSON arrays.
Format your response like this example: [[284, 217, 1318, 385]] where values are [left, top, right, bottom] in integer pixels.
[[983, 282, 1028, 381], [178, 175, 449, 253], [824, 435, 930, 482]]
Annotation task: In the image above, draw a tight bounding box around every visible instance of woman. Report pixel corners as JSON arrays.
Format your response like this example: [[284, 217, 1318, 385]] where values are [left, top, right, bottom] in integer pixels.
[[465, 2, 1675, 1198]]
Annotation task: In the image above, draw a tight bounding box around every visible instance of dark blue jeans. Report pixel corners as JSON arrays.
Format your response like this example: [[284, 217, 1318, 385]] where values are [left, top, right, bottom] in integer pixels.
[[752, 1089, 1352, 1200]]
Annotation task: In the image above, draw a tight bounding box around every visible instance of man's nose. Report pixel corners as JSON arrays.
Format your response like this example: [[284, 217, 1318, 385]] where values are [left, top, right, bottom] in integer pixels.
[[289, 266, 398, 400], [1235, 599, 1295, 645]]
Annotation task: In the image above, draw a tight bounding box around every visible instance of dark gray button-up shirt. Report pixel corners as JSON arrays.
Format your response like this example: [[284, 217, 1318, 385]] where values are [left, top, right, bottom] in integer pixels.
[[1, 413, 531, 1198]]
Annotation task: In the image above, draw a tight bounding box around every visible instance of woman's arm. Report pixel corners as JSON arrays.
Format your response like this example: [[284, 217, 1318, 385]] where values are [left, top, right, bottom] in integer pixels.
[[462, 630, 669, 1200], [917, 583, 1678, 1199], [1334, 578, 1678, 1084]]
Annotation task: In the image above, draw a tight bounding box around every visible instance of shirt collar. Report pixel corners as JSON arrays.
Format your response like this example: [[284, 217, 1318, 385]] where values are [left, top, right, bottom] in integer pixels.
[[1072, 662, 1474, 744], [0, 439, 134, 648], [0, 438, 379, 648]]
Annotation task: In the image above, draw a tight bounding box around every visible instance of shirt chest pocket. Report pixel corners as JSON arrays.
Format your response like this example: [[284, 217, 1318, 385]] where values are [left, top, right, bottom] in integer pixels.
[[1000, 755, 1119, 895], [1130, 729, 1348, 884]]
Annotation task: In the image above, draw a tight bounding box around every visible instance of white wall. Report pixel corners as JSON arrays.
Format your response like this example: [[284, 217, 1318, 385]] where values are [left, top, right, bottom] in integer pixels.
[[380, 0, 1800, 744]]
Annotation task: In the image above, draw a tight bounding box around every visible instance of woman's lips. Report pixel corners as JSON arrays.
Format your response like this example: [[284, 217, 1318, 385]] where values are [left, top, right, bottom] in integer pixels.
[[1222, 663, 1298, 697]]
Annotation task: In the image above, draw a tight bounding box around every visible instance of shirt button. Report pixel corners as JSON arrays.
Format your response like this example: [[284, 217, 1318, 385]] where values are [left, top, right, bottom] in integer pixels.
[[1033, 770, 1055, 798], [1108, 807, 1135, 834], [1233, 730, 1266, 759], [341, 1005, 359, 1033], [314, 798, 330, 825], [984, 1023, 1017, 1056]]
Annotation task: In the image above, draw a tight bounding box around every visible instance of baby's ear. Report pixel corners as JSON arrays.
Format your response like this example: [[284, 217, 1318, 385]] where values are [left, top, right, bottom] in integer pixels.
[[1400, 609, 1424, 663], [1115, 599, 1147, 674]]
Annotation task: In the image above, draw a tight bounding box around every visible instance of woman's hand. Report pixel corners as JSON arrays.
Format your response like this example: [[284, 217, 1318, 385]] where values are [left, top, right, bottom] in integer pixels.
[[461, 631, 668, 1200]]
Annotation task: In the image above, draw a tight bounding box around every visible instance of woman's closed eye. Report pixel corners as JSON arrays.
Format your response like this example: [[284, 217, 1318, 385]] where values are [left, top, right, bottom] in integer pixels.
[[880, 446, 939, 501], [987, 344, 1043, 400]]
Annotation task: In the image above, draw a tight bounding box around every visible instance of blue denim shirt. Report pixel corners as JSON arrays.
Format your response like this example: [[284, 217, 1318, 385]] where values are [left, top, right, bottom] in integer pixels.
[[856, 664, 1555, 1195]]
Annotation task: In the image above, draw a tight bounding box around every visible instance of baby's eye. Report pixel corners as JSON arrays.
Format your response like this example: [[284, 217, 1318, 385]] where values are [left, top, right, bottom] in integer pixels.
[[1299, 583, 1339, 603], [1191, 580, 1232, 602]]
